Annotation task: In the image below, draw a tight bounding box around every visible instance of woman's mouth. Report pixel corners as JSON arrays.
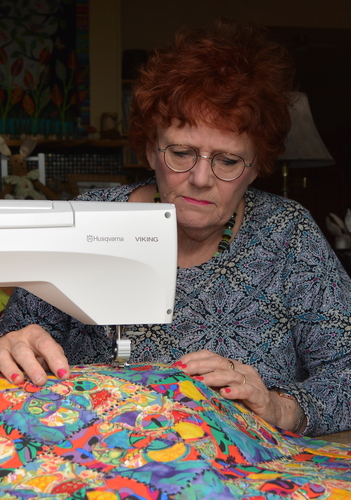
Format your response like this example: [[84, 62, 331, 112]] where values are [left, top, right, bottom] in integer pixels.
[[183, 196, 213, 206]]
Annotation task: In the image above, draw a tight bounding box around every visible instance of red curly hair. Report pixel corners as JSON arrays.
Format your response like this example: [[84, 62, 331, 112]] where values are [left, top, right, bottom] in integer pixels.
[[128, 18, 295, 176]]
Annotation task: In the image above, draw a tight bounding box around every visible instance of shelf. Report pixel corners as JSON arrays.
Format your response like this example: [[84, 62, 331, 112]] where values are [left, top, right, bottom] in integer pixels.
[[4, 139, 126, 149], [124, 163, 150, 169]]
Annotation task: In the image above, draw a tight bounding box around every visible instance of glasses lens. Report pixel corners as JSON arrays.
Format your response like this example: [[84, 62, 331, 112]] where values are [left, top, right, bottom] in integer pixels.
[[165, 145, 196, 172], [212, 153, 245, 180]]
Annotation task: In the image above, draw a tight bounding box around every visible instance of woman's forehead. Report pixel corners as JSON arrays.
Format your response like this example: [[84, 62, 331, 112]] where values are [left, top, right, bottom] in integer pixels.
[[157, 123, 254, 153]]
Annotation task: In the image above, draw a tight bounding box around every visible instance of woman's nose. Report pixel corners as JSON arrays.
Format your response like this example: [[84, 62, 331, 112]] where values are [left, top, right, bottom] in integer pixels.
[[188, 156, 215, 187]]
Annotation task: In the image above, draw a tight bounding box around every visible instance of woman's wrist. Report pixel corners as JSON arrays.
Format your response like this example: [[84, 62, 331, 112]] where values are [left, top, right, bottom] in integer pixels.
[[270, 388, 306, 434], [291, 400, 306, 434]]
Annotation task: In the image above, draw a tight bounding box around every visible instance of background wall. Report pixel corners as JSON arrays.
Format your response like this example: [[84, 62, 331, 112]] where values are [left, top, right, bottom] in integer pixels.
[[120, 0, 351, 139], [91, 0, 351, 240], [120, 0, 351, 137], [89, 0, 121, 132], [121, 0, 351, 51]]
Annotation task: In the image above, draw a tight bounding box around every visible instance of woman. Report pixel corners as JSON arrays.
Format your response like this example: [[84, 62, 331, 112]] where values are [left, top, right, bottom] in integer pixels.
[[1, 19, 351, 438]]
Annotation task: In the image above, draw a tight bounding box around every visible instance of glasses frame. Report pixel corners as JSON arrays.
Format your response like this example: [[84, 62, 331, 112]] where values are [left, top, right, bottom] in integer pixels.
[[158, 144, 255, 181]]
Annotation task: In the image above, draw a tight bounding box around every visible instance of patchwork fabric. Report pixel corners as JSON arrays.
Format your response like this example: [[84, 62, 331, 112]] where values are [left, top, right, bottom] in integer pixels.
[[0, 363, 351, 499]]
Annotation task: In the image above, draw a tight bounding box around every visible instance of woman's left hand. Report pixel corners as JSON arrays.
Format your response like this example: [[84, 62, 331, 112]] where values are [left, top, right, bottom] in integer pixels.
[[174, 350, 297, 430]]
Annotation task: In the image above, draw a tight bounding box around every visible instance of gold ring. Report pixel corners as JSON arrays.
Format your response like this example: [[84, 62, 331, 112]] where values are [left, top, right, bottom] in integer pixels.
[[242, 374, 246, 384], [228, 360, 235, 370]]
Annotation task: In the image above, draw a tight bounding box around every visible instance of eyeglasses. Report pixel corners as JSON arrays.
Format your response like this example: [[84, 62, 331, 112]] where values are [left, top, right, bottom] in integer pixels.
[[158, 144, 255, 181]]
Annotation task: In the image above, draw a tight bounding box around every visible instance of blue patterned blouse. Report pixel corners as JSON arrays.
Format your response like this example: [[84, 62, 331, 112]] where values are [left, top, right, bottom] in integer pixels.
[[1, 181, 351, 437]]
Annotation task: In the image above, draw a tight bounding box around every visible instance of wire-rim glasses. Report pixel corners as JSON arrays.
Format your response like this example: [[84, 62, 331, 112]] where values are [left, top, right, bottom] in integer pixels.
[[158, 144, 255, 181]]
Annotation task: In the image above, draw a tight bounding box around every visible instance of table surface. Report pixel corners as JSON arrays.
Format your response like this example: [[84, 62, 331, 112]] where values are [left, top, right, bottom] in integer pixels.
[[318, 430, 351, 445]]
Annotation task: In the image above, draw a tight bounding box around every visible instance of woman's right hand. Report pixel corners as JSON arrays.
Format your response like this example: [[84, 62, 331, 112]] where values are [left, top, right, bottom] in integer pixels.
[[0, 324, 70, 386]]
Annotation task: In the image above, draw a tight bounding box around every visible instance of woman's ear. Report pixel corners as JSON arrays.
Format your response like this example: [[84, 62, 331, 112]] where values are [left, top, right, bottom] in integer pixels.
[[249, 170, 258, 185], [248, 154, 259, 184], [146, 144, 156, 171]]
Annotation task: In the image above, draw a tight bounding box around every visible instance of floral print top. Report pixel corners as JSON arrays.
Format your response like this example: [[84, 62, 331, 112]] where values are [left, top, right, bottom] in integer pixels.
[[1, 180, 351, 437]]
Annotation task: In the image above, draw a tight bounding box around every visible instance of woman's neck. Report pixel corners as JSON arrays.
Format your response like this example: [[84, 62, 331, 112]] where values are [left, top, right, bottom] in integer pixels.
[[129, 183, 245, 269], [177, 198, 245, 268], [177, 230, 221, 268]]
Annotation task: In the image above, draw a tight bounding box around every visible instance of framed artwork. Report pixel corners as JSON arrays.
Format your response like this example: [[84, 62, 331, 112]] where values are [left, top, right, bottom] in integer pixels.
[[67, 173, 127, 198], [0, 0, 89, 137]]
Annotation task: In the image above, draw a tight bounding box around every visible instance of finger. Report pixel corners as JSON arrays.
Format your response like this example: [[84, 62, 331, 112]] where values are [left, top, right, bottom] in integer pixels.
[[178, 350, 214, 364], [0, 347, 25, 385], [13, 343, 50, 386], [220, 376, 271, 417], [0, 341, 48, 385], [221, 383, 254, 403], [172, 352, 210, 371], [0, 325, 70, 385], [175, 351, 231, 375], [32, 332, 70, 382], [194, 367, 247, 388], [35, 357, 50, 371]]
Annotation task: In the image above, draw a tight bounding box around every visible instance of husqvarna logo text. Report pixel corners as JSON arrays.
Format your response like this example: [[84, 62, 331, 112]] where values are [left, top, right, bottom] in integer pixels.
[[87, 235, 124, 242]]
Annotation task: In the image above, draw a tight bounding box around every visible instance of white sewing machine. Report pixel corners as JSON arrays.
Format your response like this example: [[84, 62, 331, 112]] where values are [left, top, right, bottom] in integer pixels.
[[0, 199, 177, 361]]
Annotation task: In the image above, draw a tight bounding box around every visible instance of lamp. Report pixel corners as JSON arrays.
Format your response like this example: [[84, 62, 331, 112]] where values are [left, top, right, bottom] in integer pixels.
[[277, 92, 334, 198]]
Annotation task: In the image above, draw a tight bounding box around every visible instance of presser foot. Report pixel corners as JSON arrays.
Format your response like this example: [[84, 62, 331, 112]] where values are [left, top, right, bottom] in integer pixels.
[[111, 361, 130, 369], [106, 325, 131, 366]]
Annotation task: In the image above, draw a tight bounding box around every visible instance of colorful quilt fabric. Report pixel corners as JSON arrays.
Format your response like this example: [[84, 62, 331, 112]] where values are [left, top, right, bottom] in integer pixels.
[[0, 364, 351, 499]]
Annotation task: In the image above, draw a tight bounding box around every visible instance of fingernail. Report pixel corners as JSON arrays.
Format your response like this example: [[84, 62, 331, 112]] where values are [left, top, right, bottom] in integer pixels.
[[34, 374, 45, 386], [172, 362, 187, 369], [57, 369, 67, 378], [224, 387, 231, 393], [10, 373, 20, 383], [194, 376, 204, 381]]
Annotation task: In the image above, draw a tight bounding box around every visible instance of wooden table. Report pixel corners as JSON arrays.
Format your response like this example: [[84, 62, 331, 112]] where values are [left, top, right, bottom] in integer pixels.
[[318, 430, 351, 445]]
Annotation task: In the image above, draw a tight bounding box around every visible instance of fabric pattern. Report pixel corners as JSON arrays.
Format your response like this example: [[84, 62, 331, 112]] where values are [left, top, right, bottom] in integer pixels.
[[1, 363, 351, 499], [1, 181, 351, 437]]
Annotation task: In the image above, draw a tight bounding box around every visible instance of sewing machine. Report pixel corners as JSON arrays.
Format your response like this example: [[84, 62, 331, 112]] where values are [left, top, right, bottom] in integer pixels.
[[0, 199, 177, 361]]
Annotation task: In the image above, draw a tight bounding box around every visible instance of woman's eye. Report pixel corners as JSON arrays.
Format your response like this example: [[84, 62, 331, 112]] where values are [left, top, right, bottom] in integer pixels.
[[173, 150, 192, 158], [218, 158, 237, 167], [215, 154, 242, 169]]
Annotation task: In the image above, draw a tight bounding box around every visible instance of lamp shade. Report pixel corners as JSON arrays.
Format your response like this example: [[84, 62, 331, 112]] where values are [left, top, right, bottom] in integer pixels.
[[278, 92, 334, 168]]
